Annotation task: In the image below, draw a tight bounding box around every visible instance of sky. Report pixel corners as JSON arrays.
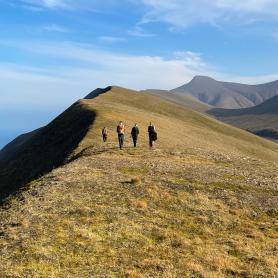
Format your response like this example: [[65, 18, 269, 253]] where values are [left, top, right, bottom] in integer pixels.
[[1, 0, 278, 148]]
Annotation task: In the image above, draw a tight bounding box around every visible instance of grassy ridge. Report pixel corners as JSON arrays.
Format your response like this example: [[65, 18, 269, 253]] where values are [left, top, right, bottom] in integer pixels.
[[0, 86, 278, 277], [78, 86, 278, 161]]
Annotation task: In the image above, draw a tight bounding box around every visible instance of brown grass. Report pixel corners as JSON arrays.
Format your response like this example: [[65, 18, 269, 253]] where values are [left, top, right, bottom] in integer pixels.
[[130, 177, 142, 185], [0, 86, 278, 277]]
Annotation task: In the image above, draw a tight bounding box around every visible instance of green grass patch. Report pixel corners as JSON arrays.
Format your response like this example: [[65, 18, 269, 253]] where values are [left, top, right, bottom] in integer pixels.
[[119, 167, 147, 175], [169, 178, 188, 185], [222, 173, 246, 181], [266, 209, 278, 218], [210, 181, 249, 192]]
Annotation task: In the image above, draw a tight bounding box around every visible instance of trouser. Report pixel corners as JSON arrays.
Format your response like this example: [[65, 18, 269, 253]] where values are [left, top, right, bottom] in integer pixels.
[[102, 134, 107, 142], [118, 133, 124, 149], [132, 136, 137, 147], [149, 136, 153, 147], [149, 135, 156, 148]]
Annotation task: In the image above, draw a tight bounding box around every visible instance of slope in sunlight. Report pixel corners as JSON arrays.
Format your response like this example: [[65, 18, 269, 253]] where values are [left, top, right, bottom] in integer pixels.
[[141, 89, 211, 113], [1, 86, 278, 277], [1, 85, 278, 201]]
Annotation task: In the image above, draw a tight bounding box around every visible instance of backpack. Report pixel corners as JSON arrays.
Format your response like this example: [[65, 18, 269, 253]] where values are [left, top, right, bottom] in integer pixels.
[[148, 125, 155, 133], [153, 131, 157, 141]]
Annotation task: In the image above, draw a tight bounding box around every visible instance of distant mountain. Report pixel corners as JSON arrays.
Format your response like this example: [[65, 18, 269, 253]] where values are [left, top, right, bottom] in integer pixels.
[[171, 76, 278, 109], [208, 95, 278, 140]]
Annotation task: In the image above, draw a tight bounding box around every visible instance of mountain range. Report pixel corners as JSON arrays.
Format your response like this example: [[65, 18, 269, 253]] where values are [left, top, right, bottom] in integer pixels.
[[171, 76, 278, 109], [208, 94, 278, 140], [143, 76, 278, 140]]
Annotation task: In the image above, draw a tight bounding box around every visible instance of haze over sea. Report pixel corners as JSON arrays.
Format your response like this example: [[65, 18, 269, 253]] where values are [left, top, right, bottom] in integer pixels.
[[0, 110, 63, 149]]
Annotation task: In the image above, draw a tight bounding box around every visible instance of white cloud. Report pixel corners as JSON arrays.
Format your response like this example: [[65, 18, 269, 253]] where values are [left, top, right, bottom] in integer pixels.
[[43, 24, 70, 32], [16, 0, 124, 11], [0, 40, 217, 112], [21, 0, 68, 9], [128, 26, 156, 37], [138, 0, 278, 28], [1, 40, 278, 113], [12, 0, 278, 26], [223, 73, 278, 85], [5, 40, 215, 87], [99, 36, 127, 43]]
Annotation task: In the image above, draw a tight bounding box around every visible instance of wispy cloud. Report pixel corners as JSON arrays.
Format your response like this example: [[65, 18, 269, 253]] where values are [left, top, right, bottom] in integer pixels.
[[14, 0, 125, 11], [0, 40, 216, 92], [11, 1, 278, 27], [43, 24, 70, 32], [138, 0, 278, 28], [99, 36, 127, 43], [128, 26, 155, 37], [20, 0, 68, 9], [1, 39, 277, 114]]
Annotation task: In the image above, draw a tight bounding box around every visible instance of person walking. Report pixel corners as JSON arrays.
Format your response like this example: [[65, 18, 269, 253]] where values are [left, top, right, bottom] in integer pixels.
[[102, 127, 108, 142], [131, 123, 139, 147], [148, 122, 157, 149], [117, 121, 125, 149]]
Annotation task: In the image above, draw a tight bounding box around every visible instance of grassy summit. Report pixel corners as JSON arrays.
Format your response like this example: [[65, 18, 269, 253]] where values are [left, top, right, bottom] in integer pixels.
[[0, 87, 278, 277]]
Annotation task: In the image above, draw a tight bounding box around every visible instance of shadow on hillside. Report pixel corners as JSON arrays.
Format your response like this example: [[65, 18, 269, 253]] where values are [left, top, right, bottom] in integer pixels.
[[252, 129, 278, 140], [0, 101, 96, 203]]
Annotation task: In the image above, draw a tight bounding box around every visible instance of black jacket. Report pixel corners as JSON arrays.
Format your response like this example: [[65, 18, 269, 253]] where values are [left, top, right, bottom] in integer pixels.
[[131, 126, 139, 138]]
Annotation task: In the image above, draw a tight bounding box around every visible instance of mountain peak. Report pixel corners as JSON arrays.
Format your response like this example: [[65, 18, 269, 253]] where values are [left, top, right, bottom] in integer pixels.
[[172, 76, 278, 109], [84, 86, 113, 99], [191, 75, 216, 82]]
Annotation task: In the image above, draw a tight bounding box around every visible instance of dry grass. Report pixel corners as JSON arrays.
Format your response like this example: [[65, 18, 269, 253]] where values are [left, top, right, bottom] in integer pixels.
[[0, 86, 278, 277], [1, 147, 277, 277], [130, 199, 148, 210], [130, 177, 142, 185]]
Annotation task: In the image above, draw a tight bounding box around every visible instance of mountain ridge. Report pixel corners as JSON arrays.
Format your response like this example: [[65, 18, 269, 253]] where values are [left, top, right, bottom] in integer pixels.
[[171, 76, 278, 109], [1, 85, 278, 201], [2, 142, 278, 277], [208, 94, 278, 140], [1, 86, 278, 277]]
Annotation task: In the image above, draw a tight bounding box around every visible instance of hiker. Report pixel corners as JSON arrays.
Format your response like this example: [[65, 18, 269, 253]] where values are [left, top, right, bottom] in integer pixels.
[[148, 122, 157, 148], [117, 121, 125, 149], [102, 127, 108, 142], [131, 123, 139, 147]]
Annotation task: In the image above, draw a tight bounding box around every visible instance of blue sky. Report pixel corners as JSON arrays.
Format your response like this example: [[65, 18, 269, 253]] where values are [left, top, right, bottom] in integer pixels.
[[1, 0, 278, 148]]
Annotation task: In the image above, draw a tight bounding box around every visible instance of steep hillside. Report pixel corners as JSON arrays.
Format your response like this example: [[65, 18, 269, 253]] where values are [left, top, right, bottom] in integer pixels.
[[0, 102, 96, 200], [171, 76, 278, 109], [209, 95, 278, 140], [1, 87, 278, 277]]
